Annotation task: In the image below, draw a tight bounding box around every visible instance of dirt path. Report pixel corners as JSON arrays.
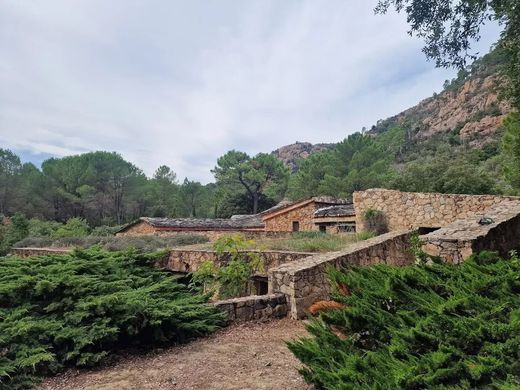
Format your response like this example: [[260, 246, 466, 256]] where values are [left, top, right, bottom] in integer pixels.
[[38, 319, 312, 390]]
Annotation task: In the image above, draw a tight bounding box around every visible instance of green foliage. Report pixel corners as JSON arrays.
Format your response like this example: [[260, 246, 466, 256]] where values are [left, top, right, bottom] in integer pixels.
[[289, 251, 520, 389], [265, 232, 376, 253], [213, 150, 289, 214], [363, 208, 388, 235], [51, 217, 90, 239], [192, 234, 264, 299], [0, 213, 29, 255], [14, 234, 209, 252], [0, 247, 224, 389], [288, 133, 397, 199]]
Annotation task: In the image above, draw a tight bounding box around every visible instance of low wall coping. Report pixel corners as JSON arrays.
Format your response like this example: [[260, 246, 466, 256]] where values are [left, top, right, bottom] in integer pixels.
[[421, 202, 520, 242], [270, 230, 412, 275]]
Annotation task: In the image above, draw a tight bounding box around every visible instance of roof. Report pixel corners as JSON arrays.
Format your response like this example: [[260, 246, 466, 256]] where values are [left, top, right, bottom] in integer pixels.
[[261, 196, 352, 221], [314, 204, 355, 218], [117, 215, 264, 233]]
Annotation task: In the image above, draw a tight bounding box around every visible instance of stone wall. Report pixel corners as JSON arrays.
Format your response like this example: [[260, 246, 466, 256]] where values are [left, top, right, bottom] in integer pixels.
[[268, 231, 414, 319], [154, 249, 314, 276], [422, 201, 520, 263], [353, 189, 520, 232], [264, 202, 317, 232], [116, 223, 264, 241], [213, 294, 288, 323], [10, 247, 71, 257]]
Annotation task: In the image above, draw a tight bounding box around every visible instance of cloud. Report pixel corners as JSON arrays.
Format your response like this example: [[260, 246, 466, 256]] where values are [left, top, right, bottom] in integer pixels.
[[0, 1, 501, 182]]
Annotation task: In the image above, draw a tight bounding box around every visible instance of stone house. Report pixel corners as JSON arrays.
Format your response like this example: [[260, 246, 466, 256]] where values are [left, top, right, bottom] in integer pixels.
[[261, 197, 355, 233], [115, 215, 265, 239]]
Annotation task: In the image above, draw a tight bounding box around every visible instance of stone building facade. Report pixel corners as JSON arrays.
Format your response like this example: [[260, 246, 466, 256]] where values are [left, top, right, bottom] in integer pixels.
[[262, 197, 354, 233], [353, 188, 520, 232]]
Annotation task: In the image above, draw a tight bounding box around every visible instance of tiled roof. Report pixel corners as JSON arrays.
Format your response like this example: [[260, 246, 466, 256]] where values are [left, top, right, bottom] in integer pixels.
[[118, 215, 264, 233], [261, 196, 352, 219], [314, 204, 355, 217]]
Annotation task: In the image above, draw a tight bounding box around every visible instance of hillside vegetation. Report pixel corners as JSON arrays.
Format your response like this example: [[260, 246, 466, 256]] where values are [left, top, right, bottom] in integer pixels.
[[0, 248, 224, 390]]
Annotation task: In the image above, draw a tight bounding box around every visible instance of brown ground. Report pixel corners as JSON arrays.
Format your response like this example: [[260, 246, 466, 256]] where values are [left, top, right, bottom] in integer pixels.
[[37, 319, 312, 390]]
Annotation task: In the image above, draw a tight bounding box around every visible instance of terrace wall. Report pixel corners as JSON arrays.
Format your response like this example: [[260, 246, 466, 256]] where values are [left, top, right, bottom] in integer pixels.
[[268, 231, 414, 319], [154, 249, 314, 276], [213, 294, 288, 323], [421, 201, 520, 263], [353, 189, 520, 232]]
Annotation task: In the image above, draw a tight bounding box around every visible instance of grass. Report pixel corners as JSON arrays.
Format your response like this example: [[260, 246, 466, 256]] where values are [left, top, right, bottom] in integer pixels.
[[250, 231, 376, 253], [13, 234, 209, 252]]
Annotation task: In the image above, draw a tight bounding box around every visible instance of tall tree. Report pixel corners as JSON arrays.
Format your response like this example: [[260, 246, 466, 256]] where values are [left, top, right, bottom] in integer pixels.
[[0, 149, 22, 215], [212, 151, 289, 214]]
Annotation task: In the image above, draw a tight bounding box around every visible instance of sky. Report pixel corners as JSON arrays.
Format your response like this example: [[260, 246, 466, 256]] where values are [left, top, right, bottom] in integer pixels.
[[0, 1, 502, 183]]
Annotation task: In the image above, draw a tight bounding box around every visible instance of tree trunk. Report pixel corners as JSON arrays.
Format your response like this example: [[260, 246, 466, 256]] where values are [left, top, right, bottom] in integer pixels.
[[252, 192, 259, 214]]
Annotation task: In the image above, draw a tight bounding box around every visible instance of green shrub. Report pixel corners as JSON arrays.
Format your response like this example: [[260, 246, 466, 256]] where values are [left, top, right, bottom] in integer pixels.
[[51, 217, 90, 239], [90, 225, 122, 237], [192, 234, 264, 299], [288, 251, 520, 389], [13, 234, 209, 252], [362, 208, 388, 235], [0, 247, 224, 389], [27, 219, 61, 238], [0, 213, 29, 255]]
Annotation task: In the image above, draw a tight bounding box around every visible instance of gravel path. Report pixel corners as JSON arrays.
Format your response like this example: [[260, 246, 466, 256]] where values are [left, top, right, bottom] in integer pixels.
[[38, 319, 312, 390]]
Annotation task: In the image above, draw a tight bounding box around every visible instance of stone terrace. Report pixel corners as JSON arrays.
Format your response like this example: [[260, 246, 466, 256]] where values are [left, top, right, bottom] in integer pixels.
[[421, 201, 520, 263], [268, 231, 414, 319]]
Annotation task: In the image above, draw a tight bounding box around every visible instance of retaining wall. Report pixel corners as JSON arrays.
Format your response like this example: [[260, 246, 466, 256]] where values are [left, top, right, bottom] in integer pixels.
[[268, 231, 414, 319], [213, 294, 288, 323], [353, 189, 520, 232], [422, 201, 520, 263], [154, 249, 314, 276]]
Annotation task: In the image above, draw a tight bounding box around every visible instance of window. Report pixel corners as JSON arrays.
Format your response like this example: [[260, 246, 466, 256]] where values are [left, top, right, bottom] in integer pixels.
[[319, 225, 327, 233], [338, 222, 356, 233], [292, 221, 300, 232]]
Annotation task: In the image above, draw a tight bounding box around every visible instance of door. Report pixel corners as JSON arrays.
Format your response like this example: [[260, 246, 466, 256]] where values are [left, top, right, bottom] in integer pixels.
[[292, 221, 300, 232]]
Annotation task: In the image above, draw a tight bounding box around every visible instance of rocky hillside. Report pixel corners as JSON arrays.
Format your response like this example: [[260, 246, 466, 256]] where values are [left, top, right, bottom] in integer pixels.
[[272, 142, 333, 172], [369, 52, 511, 148]]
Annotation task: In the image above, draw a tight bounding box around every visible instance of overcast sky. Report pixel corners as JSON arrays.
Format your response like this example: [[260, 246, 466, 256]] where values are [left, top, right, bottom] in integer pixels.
[[0, 1, 501, 183]]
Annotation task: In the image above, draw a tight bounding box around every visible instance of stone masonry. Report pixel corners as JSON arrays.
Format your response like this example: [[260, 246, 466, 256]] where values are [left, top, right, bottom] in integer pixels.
[[268, 231, 414, 319], [264, 202, 317, 232], [213, 294, 288, 323], [421, 201, 520, 263], [154, 249, 314, 277], [354, 189, 520, 232]]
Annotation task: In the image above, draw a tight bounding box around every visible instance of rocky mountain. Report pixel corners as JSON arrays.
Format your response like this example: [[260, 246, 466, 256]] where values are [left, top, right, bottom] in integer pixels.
[[272, 142, 334, 172], [273, 51, 511, 170], [369, 52, 511, 148]]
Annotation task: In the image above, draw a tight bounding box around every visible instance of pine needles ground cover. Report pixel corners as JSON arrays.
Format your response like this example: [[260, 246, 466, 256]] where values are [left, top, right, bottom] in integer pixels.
[[0, 247, 225, 390], [288, 251, 520, 389]]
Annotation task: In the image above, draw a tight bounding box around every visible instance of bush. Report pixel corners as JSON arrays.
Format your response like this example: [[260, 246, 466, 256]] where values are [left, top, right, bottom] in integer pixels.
[[0, 247, 225, 389], [192, 234, 264, 299], [51, 217, 90, 239], [363, 208, 388, 234], [13, 234, 209, 252], [288, 251, 520, 389]]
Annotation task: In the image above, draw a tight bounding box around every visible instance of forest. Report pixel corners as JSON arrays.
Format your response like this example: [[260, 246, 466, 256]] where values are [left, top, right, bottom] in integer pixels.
[[1, 51, 519, 231]]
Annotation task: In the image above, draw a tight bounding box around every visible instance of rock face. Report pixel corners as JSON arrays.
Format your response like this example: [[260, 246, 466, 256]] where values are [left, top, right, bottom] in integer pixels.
[[370, 72, 511, 147], [272, 142, 333, 172]]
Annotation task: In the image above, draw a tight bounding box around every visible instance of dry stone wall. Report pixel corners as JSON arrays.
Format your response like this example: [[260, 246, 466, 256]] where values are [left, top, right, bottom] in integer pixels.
[[422, 201, 520, 263], [264, 203, 317, 232], [154, 249, 314, 276], [268, 231, 414, 319], [10, 247, 71, 257], [354, 189, 520, 232], [213, 294, 288, 323]]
